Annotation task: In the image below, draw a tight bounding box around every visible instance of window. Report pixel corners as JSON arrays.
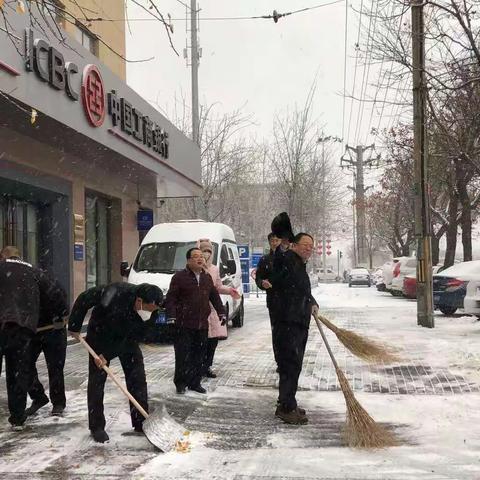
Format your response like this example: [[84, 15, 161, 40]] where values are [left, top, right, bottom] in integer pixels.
[[0, 198, 39, 265], [39, 0, 66, 28], [73, 22, 98, 55], [85, 194, 111, 289]]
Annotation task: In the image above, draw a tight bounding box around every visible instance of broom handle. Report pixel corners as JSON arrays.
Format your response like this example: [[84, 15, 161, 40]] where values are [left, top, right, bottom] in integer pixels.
[[77, 335, 149, 420], [313, 313, 341, 372]]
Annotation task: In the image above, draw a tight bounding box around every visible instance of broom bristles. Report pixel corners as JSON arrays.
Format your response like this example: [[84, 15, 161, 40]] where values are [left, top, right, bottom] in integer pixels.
[[336, 367, 399, 449], [317, 314, 401, 364]]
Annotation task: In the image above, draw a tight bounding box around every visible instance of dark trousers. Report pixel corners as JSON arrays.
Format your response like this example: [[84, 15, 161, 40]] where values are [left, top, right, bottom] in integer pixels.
[[269, 309, 280, 366], [174, 327, 208, 389], [0, 323, 34, 426], [203, 338, 219, 374], [87, 344, 148, 432], [274, 322, 309, 412], [28, 328, 67, 408]]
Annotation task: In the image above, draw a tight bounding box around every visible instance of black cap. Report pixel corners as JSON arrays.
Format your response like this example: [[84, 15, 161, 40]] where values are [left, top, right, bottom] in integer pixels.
[[135, 283, 163, 305], [271, 212, 294, 242]]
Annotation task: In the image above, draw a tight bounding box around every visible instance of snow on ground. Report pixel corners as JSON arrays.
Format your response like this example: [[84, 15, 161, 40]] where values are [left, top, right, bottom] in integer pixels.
[[1, 283, 480, 479]]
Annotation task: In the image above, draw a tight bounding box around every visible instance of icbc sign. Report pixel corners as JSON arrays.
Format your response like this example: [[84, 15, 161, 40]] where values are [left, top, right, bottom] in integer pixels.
[[24, 29, 169, 159], [81, 65, 105, 127]]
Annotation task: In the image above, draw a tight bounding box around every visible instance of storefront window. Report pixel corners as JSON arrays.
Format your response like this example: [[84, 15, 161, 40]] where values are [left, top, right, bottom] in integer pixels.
[[85, 193, 111, 289], [0, 197, 39, 264]]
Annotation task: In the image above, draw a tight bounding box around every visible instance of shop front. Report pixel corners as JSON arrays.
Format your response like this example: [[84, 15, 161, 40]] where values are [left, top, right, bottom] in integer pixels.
[[0, 12, 201, 301]]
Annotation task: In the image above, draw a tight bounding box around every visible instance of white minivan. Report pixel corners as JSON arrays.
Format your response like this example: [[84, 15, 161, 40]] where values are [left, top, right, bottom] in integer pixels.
[[121, 220, 244, 327]]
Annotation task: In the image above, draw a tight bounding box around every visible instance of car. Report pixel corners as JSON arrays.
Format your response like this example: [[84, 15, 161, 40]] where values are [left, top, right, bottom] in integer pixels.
[[459, 266, 480, 320], [401, 265, 442, 299], [390, 257, 417, 296], [121, 220, 245, 333], [371, 268, 383, 286], [433, 260, 480, 315], [348, 267, 371, 287], [317, 267, 337, 283], [382, 259, 400, 293], [403, 274, 417, 299]]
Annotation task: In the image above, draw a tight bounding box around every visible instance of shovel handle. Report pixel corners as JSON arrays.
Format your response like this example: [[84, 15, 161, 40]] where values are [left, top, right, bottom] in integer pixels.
[[77, 335, 149, 420]]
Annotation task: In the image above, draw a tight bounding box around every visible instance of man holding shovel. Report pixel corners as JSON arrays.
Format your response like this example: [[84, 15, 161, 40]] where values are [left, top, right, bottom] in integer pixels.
[[68, 282, 162, 443]]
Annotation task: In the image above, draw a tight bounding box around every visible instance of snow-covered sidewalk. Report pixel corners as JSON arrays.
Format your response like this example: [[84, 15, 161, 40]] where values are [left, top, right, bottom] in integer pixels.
[[0, 283, 479, 479]]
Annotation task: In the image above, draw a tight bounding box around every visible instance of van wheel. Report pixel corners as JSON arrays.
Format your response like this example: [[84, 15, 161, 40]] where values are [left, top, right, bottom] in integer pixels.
[[232, 298, 244, 328]]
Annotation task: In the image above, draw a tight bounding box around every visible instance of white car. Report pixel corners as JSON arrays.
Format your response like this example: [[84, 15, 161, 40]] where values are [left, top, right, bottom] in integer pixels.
[[390, 256, 416, 296], [317, 267, 337, 282], [463, 273, 480, 320], [348, 268, 371, 287]]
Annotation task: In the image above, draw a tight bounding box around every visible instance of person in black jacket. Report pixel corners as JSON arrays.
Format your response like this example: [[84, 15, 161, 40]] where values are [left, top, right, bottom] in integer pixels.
[[269, 232, 318, 425], [68, 282, 163, 443], [26, 278, 69, 417], [0, 246, 56, 430], [255, 233, 281, 366]]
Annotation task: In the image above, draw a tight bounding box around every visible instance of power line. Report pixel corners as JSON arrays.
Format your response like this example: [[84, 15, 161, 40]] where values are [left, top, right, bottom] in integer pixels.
[[86, 0, 345, 23], [341, 0, 349, 153]]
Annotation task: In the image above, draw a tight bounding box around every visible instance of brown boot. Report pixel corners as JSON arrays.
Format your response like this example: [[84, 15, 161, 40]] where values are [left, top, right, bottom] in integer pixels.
[[275, 406, 308, 425]]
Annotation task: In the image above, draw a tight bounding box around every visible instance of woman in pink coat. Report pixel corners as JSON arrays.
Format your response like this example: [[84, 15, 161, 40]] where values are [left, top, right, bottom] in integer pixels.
[[198, 239, 240, 378]]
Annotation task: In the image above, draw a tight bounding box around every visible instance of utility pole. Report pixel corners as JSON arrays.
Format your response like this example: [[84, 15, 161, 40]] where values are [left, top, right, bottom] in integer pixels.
[[190, 0, 200, 146], [342, 145, 377, 266], [412, 0, 434, 328]]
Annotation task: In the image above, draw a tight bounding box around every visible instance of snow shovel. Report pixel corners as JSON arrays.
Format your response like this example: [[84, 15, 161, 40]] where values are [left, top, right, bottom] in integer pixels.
[[77, 335, 185, 452]]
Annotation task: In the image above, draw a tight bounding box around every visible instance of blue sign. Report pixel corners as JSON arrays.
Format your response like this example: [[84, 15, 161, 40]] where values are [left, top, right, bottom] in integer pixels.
[[240, 258, 250, 294], [251, 253, 263, 269], [74, 243, 84, 261], [238, 244, 250, 259], [137, 210, 154, 231]]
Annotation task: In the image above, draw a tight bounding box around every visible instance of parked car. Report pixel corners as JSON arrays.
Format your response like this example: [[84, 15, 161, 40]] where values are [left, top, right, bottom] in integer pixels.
[[371, 268, 383, 285], [348, 267, 371, 287], [121, 220, 245, 332], [317, 267, 337, 282], [433, 260, 480, 315], [459, 264, 480, 320], [382, 259, 399, 293], [403, 275, 417, 299], [390, 256, 417, 296], [401, 265, 442, 299]]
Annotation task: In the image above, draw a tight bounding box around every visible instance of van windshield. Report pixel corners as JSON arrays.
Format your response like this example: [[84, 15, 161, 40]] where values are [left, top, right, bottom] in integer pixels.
[[133, 242, 219, 273]]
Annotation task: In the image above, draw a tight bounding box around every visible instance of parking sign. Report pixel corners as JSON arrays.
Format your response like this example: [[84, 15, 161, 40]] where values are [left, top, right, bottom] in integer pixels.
[[238, 244, 250, 259]]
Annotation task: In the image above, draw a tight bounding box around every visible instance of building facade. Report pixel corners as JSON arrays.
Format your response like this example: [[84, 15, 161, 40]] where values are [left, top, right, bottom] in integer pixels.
[[0, 4, 201, 301]]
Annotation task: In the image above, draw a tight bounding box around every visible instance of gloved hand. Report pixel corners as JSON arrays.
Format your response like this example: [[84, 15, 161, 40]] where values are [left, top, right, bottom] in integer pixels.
[[219, 314, 227, 326]]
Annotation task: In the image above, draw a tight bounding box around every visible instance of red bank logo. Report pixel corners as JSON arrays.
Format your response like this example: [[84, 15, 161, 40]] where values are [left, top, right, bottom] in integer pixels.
[[81, 64, 105, 127]]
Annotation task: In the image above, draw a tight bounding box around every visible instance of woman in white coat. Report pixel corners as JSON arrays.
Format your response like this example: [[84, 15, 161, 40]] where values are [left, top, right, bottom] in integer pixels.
[[198, 239, 240, 378]]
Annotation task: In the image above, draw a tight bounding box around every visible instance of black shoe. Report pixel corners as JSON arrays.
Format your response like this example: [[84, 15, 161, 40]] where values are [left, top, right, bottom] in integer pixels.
[[188, 385, 207, 394], [206, 369, 217, 379], [25, 397, 49, 416], [91, 429, 109, 443], [51, 405, 65, 417], [176, 386, 186, 394], [133, 425, 143, 433]]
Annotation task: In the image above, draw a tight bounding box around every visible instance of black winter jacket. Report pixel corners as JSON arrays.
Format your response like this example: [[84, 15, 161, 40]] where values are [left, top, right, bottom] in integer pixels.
[[269, 249, 317, 328], [68, 283, 157, 359], [0, 258, 56, 333], [38, 278, 69, 329]]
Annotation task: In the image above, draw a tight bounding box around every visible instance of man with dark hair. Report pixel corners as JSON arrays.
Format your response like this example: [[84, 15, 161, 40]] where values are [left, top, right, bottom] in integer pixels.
[[165, 247, 226, 395], [68, 282, 163, 443], [255, 233, 281, 366], [0, 246, 59, 430], [270, 232, 318, 425], [26, 277, 69, 417]]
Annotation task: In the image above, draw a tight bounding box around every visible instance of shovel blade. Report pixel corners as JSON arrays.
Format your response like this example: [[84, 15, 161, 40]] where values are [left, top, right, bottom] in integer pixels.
[[142, 404, 185, 452]]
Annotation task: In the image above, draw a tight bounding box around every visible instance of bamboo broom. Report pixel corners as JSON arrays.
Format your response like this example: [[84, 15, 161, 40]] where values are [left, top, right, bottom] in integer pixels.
[[313, 312, 401, 364], [313, 314, 399, 448]]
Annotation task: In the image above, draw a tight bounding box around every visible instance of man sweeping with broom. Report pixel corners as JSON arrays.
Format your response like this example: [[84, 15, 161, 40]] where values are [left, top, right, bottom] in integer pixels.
[[269, 213, 318, 425]]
